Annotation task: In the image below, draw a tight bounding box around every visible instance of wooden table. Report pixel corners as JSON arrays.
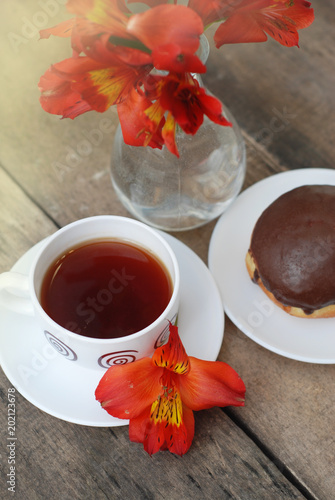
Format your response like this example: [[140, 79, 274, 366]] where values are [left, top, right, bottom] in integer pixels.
[[1, 2, 334, 499]]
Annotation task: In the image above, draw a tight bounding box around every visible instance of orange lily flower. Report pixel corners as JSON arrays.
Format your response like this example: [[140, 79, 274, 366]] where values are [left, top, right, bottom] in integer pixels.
[[95, 323, 245, 456], [188, 0, 314, 48]]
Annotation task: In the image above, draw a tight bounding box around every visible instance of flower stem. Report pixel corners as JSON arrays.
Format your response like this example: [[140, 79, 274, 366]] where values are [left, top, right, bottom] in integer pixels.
[[108, 36, 151, 54]]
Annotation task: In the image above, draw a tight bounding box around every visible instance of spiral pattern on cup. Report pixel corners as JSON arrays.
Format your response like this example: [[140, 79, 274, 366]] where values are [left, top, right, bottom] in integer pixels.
[[154, 313, 178, 349], [98, 350, 138, 368], [44, 331, 78, 361]]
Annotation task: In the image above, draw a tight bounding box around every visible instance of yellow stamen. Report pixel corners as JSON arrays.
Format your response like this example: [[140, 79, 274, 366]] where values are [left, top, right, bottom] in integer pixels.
[[150, 386, 183, 428]]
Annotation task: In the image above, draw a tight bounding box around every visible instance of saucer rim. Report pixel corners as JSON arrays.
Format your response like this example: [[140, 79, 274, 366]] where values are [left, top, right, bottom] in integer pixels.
[[0, 231, 224, 426]]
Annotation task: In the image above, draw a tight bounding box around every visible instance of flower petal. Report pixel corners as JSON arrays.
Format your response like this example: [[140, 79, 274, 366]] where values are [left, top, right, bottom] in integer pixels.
[[179, 357, 246, 411], [38, 66, 93, 119], [39, 18, 75, 39], [127, 5, 203, 53], [117, 88, 165, 149], [67, 0, 133, 51], [39, 55, 130, 116], [162, 113, 179, 157], [187, 0, 223, 26], [214, 13, 268, 46], [157, 74, 202, 134], [129, 378, 194, 456], [95, 357, 164, 420], [152, 43, 206, 73], [144, 404, 194, 456], [152, 323, 190, 375], [159, 73, 231, 134], [213, 0, 315, 48], [197, 93, 232, 127]]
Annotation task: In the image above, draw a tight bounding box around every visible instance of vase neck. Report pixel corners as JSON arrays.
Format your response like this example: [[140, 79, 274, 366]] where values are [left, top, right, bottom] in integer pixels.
[[192, 34, 209, 87], [197, 34, 210, 65]]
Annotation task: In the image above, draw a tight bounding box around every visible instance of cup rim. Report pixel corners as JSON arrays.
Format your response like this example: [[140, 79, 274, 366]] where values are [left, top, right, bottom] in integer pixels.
[[29, 215, 180, 344]]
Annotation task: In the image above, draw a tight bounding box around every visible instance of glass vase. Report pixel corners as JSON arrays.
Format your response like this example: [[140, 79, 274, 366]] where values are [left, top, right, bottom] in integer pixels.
[[110, 38, 246, 232]]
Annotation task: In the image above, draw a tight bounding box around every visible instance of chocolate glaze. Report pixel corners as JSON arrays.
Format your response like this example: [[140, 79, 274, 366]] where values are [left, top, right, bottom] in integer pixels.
[[249, 185, 335, 314]]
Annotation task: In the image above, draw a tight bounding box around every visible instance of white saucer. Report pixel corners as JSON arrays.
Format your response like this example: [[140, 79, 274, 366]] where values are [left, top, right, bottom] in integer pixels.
[[208, 168, 335, 364], [0, 232, 224, 426]]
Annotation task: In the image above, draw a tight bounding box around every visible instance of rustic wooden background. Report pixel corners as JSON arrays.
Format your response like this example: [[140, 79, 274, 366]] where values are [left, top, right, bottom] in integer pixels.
[[0, 1, 334, 499]]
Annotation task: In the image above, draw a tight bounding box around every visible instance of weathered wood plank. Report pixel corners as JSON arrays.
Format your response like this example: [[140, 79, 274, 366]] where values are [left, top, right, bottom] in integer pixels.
[[0, 377, 305, 500], [0, 168, 57, 272], [221, 319, 335, 500]]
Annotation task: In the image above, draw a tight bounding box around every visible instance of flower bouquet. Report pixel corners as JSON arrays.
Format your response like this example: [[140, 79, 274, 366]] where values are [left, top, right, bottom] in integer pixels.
[[38, 1, 315, 230], [39, 0, 314, 158]]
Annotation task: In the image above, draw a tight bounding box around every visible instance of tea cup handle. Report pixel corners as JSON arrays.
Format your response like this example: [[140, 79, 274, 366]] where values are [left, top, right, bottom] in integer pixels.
[[0, 272, 34, 316]]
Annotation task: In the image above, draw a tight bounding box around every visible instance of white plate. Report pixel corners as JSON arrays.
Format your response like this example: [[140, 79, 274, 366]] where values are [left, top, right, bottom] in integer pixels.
[[208, 168, 335, 364], [0, 232, 224, 426]]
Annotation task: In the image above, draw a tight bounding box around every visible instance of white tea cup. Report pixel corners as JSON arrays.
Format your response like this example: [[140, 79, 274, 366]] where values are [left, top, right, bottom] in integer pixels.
[[0, 216, 180, 370]]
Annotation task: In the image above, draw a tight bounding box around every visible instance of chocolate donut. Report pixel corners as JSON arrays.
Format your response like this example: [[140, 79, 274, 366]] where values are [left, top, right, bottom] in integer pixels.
[[245, 185, 335, 318]]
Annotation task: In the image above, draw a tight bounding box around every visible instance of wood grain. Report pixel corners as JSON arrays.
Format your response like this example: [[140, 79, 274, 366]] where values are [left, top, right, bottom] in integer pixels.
[[1, 366, 305, 500]]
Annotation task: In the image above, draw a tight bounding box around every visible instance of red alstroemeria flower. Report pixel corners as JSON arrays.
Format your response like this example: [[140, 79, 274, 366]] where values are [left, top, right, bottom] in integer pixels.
[[157, 73, 231, 135], [117, 71, 232, 157], [188, 0, 314, 48], [153, 72, 231, 155], [38, 47, 152, 118], [96, 323, 245, 456], [119, 72, 232, 157]]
